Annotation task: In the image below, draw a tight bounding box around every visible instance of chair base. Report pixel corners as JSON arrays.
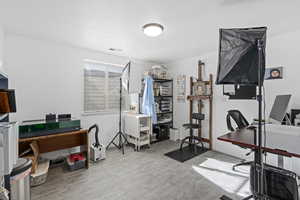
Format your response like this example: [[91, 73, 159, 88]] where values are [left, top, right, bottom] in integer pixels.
[[232, 161, 253, 171], [180, 135, 204, 152]]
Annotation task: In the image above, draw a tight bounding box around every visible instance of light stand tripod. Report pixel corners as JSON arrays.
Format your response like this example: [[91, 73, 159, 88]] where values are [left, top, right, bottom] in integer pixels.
[[220, 38, 266, 200], [106, 77, 128, 154], [241, 39, 265, 200]]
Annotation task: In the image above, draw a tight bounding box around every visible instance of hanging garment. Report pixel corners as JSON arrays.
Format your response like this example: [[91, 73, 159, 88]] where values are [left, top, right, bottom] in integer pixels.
[[142, 76, 157, 124]]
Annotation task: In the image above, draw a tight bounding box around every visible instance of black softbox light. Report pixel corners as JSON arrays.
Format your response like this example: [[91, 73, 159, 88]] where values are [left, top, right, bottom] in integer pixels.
[[216, 27, 267, 85]]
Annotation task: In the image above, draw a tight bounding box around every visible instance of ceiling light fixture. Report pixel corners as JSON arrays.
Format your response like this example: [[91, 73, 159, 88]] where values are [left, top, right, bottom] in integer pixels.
[[143, 23, 164, 37]]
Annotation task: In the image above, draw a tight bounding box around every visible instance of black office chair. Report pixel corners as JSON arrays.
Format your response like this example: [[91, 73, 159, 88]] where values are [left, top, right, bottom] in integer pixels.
[[226, 110, 253, 170], [180, 113, 205, 151]]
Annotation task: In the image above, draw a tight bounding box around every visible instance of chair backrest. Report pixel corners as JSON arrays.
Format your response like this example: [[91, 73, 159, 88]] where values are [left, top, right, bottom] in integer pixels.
[[226, 110, 249, 131]]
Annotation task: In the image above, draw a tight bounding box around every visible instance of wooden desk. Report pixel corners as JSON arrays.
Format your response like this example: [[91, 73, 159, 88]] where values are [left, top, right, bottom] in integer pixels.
[[19, 130, 90, 168], [218, 128, 300, 158]]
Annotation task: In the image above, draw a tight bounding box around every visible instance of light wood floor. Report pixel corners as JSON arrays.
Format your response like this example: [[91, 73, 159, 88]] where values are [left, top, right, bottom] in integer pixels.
[[31, 140, 250, 200]]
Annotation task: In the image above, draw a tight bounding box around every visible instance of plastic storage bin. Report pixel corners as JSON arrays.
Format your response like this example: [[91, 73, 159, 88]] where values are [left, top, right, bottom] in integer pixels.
[[30, 160, 49, 187], [66, 153, 86, 171], [10, 158, 32, 200]]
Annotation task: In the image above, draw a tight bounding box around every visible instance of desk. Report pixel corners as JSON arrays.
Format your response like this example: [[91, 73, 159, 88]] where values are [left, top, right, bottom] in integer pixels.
[[218, 125, 300, 168], [19, 130, 90, 168]]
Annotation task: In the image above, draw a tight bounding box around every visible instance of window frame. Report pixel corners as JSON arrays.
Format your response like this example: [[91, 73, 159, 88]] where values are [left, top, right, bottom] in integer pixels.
[[83, 59, 124, 115]]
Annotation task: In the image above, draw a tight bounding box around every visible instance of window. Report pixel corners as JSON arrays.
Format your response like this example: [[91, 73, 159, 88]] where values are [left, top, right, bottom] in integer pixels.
[[84, 61, 123, 113]]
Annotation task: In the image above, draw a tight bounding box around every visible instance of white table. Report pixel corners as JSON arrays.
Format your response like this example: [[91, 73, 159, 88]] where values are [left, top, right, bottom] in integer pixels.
[[123, 113, 152, 151]]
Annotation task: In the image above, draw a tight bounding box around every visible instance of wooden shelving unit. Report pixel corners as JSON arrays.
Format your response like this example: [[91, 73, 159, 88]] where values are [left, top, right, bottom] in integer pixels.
[[188, 61, 213, 150]]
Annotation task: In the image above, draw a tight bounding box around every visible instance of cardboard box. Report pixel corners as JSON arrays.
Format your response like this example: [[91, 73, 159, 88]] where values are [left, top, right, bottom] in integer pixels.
[[21, 141, 39, 173]]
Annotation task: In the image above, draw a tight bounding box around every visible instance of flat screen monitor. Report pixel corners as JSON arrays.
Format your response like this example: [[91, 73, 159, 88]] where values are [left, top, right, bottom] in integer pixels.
[[269, 95, 291, 124]]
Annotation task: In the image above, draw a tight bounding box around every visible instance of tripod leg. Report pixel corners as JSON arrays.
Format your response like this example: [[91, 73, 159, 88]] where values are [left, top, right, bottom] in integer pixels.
[[121, 132, 128, 144], [107, 132, 120, 149], [121, 133, 124, 155], [119, 132, 122, 148]]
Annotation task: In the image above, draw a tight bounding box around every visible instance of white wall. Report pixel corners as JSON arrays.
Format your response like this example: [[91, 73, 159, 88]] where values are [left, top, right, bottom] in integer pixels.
[[168, 29, 300, 174], [5, 33, 151, 147], [0, 26, 4, 73]]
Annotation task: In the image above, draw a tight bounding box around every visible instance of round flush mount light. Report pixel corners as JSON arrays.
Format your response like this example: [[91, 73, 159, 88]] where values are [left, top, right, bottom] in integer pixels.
[[143, 23, 164, 37]]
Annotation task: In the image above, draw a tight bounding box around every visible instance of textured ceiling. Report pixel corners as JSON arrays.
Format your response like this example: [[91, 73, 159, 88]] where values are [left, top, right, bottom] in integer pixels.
[[0, 0, 299, 63]]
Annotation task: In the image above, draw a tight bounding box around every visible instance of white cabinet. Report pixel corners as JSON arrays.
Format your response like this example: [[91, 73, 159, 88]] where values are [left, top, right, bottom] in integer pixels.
[[0, 122, 18, 178], [124, 113, 152, 151]]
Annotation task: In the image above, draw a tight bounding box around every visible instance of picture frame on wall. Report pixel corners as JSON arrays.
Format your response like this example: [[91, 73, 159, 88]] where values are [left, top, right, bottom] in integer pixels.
[[176, 75, 186, 102], [264, 67, 283, 80]]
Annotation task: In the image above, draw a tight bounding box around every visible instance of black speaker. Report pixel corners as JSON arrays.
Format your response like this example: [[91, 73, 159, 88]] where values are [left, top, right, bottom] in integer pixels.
[[250, 164, 299, 200], [58, 114, 71, 121], [291, 109, 300, 125], [46, 113, 56, 121]]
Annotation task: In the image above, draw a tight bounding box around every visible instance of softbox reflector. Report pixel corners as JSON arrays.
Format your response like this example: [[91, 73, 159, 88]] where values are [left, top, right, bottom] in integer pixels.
[[122, 61, 131, 91], [216, 27, 267, 85]]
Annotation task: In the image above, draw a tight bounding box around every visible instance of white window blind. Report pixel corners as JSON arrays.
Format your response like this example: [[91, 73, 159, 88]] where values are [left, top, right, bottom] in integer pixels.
[[84, 62, 122, 113]]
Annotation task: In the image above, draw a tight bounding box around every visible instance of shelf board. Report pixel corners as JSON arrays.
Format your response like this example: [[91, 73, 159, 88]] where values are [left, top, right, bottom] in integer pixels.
[[140, 127, 150, 131], [153, 78, 173, 82], [142, 78, 173, 82], [187, 95, 211, 100], [155, 121, 173, 126], [139, 95, 173, 98], [157, 111, 173, 115], [154, 95, 173, 98]]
